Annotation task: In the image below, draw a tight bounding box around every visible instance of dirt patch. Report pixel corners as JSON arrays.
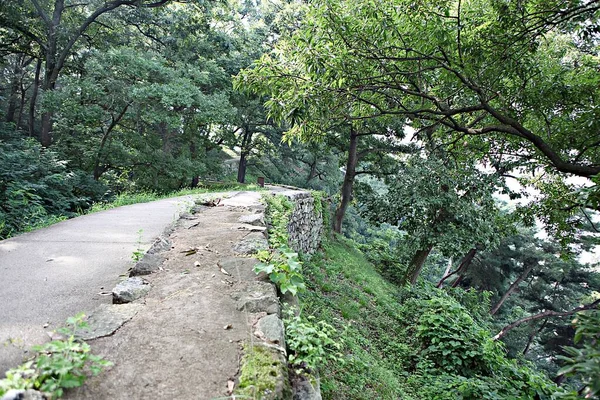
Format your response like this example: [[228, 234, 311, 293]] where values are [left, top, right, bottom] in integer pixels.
[[64, 198, 273, 399]]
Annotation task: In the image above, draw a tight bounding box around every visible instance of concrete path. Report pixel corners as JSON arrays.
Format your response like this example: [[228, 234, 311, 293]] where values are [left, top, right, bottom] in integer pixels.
[[0, 195, 197, 374], [63, 190, 280, 399]]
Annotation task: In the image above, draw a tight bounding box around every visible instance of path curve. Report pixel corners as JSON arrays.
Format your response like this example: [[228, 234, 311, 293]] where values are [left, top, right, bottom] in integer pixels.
[[0, 195, 197, 374]]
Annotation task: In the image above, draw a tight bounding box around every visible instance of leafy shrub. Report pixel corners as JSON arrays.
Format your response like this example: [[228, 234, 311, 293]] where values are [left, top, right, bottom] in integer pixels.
[[284, 309, 344, 373], [0, 314, 112, 398], [255, 247, 306, 295], [0, 130, 106, 238]]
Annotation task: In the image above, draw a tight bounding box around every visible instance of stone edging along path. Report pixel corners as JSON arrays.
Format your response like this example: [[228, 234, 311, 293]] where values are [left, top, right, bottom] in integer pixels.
[[49, 190, 322, 400]]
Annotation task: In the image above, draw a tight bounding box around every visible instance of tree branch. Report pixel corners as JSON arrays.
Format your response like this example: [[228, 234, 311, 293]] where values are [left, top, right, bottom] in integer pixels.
[[493, 299, 600, 341]]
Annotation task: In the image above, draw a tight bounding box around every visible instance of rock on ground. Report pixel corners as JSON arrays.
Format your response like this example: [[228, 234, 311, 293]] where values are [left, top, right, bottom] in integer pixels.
[[75, 303, 143, 341], [112, 277, 150, 304], [232, 232, 269, 255], [238, 214, 265, 226], [129, 253, 164, 276], [233, 281, 280, 315], [255, 314, 285, 346]]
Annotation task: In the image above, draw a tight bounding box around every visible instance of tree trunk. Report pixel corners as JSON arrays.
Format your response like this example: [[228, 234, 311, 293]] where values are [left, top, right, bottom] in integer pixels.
[[437, 248, 477, 288], [237, 152, 248, 183], [16, 80, 28, 130], [333, 127, 359, 233], [6, 55, 23, 123], [522, 319, 548, 355], [490, 262, 536, 315], [406, 245, 434, 285], [437, 258, 452, 286], [306, 158, 318, 185], [29, 59, 42, 138], [450, 248, 478, 288], [237, 127, 252, 184], [190, 140, 199, 187], [92, 104, 130, 180]]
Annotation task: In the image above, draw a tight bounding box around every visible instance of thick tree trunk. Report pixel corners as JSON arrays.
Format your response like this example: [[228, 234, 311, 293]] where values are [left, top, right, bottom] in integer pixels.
[[237, 127, 252, 184], [406, 245, 434, 285], [490, 262, 536, 315], [237, 152, 248, 183], [333, 128, 359, 233], [29, 59, 42, 138], [40, 112, 54, 146]]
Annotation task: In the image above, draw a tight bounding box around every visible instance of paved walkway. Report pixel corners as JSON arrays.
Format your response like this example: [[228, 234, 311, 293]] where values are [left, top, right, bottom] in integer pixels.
[[63, 190, 276, 399], [0, 195, 197, 374]]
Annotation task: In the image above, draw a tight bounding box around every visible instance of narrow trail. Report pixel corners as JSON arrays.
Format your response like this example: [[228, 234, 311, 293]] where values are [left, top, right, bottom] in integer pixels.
[[63, 191, 279, 399]]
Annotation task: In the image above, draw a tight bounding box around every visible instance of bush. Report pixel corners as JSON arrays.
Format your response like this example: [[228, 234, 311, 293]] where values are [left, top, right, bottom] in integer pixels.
[[0, 130, 106, 239]]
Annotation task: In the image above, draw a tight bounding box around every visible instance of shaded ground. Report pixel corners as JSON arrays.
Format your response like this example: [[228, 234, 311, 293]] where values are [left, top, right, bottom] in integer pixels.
[[64, 191, 274, 399]]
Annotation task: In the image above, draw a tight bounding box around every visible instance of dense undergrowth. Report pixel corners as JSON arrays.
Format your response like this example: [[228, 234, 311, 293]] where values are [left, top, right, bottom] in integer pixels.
[[300, 238, 562, 399]]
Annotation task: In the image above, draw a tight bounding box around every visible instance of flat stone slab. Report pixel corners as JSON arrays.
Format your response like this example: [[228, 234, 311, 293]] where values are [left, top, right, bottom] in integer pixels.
[[130, 253, 164, 276], [112, 277, 151, 304], [238, 214, 265, 226], [233, 282, 279, 314], [232, 232, 269, 255], [75, 303, 144, 341], [218, 257, 260, 281]]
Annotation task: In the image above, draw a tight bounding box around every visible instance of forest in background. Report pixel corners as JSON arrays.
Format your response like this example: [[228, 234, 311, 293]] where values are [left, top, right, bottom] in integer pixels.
[[1, 0, 599, 398]]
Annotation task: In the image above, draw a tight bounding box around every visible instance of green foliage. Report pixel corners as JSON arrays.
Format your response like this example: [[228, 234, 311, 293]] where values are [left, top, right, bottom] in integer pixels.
[[557, 309, 600, 399], [0, 314, 112, 398], [284, 308, 344, 374], [255, 248, 306, 296], [0, 130, 106, 239], [262, 194, 294, 248], [299, 238, 561, 399], [131, 229, 145, 262], [256, 194, 306, 295]]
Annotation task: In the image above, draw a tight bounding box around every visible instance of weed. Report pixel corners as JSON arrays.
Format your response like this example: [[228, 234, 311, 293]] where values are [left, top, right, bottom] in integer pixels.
[[0, 314, 112, 398], [131, 229, 144, 262], [254, 247, 306, 296], [284, 308, 344, 374]]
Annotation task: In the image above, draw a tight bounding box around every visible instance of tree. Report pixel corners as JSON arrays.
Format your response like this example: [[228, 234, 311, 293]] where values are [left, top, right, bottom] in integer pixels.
[[238, 0, 600, 237], [360, 156, 504, 285], [0, 0, 176, 146], [557, 309, 600, 399]]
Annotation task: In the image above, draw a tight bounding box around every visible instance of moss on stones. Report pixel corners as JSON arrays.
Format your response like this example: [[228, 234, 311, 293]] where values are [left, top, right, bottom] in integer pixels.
[[235, 344, 291, 400]]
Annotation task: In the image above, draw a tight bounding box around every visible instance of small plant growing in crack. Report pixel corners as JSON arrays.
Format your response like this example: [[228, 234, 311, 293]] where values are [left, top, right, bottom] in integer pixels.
[[131, 229, 144, 262]]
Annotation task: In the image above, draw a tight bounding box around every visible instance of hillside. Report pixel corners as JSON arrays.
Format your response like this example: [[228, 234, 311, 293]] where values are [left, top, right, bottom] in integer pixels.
[[298, 239, 560, 399]]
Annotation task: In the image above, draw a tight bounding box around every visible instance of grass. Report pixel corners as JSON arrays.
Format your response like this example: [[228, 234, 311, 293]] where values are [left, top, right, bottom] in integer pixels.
[[299, 236, 415, 400]]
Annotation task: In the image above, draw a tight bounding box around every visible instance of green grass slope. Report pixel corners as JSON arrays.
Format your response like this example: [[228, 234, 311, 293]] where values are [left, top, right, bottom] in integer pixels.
[[299, 238, 560, 400]]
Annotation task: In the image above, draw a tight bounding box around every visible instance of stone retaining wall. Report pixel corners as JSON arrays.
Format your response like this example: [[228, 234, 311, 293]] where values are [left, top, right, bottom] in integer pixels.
[[276, 190, 323, 254]]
